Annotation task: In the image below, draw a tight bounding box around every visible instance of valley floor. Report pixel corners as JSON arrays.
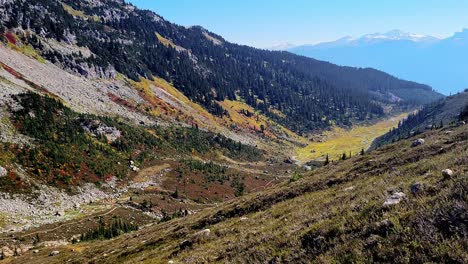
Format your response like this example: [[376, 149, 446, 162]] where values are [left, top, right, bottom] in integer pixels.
[[296, 113, 408, 162]]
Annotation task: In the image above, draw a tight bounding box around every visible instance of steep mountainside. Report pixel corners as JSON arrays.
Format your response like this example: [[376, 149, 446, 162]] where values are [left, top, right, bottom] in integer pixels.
[[290, 29, 468, 95], [0, 0, 442, 133], [372, 90, 468, 148]]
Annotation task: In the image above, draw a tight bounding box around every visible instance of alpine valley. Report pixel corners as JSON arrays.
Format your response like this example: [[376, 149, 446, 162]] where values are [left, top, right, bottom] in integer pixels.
[[0, 1, 466, 263]]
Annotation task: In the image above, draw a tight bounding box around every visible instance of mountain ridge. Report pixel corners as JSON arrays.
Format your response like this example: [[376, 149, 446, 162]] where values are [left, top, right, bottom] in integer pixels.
[[289, 29, 468, 95]]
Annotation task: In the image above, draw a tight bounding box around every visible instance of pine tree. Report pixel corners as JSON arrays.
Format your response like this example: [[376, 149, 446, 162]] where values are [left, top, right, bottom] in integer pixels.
[[324, 154, 329, 166]]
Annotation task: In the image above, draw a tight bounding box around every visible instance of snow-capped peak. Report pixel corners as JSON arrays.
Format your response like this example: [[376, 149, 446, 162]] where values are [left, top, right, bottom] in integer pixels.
[[361, 30, 438, 42], [267, 43, 297, 51]]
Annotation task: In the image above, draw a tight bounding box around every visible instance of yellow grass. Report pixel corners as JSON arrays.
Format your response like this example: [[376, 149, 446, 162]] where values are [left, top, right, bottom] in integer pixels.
[[296, 113, 408, 162], [219, 100, 266, 130], [269, 107, 286, 118], [129, 77, 217, 125], [15, 44, 46, 63], [5, 33, 46, 63], [219, 99, 305, 144], [61, 3, 100, 22], [131, 78, 305, 148], [155, 33, 177, 49]]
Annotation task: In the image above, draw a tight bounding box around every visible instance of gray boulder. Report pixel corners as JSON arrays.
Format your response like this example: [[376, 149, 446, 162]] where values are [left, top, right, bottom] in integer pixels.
[[55, 211, 65, 217], [410, 182, 423, 194], [179, 229, 211, 250], [411, 138, 425, 147]]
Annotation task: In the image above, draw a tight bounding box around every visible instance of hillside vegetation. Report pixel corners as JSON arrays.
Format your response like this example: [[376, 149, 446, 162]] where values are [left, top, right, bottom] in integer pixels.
[[9, 122, 467, 263], [0, 92, 262, 192]]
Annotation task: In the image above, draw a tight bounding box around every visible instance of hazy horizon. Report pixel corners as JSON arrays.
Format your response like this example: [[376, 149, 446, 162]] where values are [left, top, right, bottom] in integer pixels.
[[128, 0, 468, 49]]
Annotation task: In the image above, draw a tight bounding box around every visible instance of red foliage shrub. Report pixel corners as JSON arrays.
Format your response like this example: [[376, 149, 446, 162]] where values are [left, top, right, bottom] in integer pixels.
[[107, 92, 136, 111], [0, 62, 22, 78], [4, 32, 17, 45]]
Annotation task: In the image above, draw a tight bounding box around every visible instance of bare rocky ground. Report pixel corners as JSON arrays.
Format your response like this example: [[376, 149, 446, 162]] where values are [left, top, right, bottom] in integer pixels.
[[0, 43, 154, 126], [0, 41, 267, 147], [0, 183, 118, 234], [0, 166, 173, 236]]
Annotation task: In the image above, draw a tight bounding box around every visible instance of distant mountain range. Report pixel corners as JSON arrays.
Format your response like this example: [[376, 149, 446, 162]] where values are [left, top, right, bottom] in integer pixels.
[[288, 29, 468, 95]]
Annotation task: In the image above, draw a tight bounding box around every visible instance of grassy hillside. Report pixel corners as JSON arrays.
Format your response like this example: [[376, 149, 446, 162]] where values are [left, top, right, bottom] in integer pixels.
[[10, 122, 467, 263]]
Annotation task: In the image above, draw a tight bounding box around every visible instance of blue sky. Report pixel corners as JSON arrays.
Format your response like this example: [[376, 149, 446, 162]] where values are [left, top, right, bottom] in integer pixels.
[[127, 0, 468, 48]]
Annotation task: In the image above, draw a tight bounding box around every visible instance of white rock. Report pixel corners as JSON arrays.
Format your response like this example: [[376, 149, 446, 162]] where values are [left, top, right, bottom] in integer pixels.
[[383, 192, 406, 206], [195, 229, 211, 237], [49, 250, 60, 256], [0, 166, 7, 177], [1, 246, 14, 258], [442, 169, 454, 179]]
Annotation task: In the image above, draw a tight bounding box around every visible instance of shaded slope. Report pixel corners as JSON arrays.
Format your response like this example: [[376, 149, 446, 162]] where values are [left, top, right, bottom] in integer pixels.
[[0, 0, 442, 133], [372, 90, 468, 149]]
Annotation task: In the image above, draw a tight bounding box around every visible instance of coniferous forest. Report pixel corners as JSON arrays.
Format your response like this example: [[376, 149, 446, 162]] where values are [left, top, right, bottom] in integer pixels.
[[0, 0, 442, 133]]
